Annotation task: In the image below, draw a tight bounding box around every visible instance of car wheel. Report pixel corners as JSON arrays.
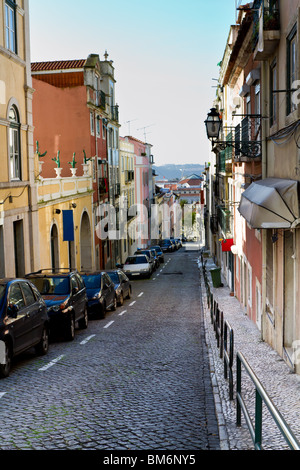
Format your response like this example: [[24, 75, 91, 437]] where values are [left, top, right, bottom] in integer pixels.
[[35, 327, 49, 356], [0, 341, 12, 378], [65, 314, 75, 341], [78, 306, 88, 329], [111, 296, 117, 311], [118, 292, 124, 306]]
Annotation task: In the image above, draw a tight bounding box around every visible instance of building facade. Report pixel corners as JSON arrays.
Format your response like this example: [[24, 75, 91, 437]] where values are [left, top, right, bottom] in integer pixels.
[[0, 0, 40, 277], [205, 0, 300, 373]]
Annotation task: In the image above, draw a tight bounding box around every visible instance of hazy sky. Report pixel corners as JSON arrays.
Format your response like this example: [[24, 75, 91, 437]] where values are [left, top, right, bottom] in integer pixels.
[[29, 0, 236, 168]]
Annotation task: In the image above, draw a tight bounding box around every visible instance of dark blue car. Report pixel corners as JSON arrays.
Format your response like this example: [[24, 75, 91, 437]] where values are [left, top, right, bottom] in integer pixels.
[[0, 278, 49, 378], [81, 271, 117, 319], [26, 269, 88, 341]]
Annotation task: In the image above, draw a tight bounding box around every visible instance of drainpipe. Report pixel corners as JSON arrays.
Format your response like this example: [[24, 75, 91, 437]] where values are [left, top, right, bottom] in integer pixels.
[[261, 60, 267, 342]]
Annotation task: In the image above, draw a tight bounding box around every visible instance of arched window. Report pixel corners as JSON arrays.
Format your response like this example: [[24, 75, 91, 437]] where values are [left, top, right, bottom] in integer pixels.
[[9, 105, 21, 180]]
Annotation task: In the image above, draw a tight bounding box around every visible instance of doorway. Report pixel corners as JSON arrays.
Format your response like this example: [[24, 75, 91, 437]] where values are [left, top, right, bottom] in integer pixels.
[[283, 230, 295, 359], [13, 220, 25, 277], [51, 224, 59, 272], [80, 212, 92, 271]]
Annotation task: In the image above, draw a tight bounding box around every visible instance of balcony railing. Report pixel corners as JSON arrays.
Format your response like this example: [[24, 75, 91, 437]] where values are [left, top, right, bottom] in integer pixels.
[[234, 116, 262, 159], [111, 105, 119, 123], [217, 206, 233, 236], [96, 91, 106, 108]]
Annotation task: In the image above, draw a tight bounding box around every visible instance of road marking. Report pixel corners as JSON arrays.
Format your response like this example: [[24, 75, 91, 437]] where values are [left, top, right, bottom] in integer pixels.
[[0, 392, 6, 399], [39, 355, 64, 371], [152, 278, 156, 280], [104, 321, 114, 329], [138, 292, 144, 297], [157, 273, 160, 276], [129, 301, 136, 306], [160, 269, 163, 272], [80, 334, 96, 345], [119, 310, 127, 316]]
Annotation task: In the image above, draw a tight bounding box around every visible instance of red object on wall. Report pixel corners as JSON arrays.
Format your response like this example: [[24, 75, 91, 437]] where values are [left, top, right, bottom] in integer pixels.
[[221, 239, 234, 252]]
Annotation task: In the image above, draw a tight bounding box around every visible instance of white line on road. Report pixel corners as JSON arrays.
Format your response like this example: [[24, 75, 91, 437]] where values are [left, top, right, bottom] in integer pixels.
[[0, 392, 6, 399], [80, 335, 96, 345], [104, 321, 114, 329], [39, 355, 65, 371], [129, 301, 136, 306], [138, 292, 144, 297], [119, 310, 127, 316]]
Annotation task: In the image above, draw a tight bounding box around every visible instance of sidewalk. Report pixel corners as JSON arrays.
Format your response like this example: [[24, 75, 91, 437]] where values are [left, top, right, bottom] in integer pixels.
[[199, 256, 300, 451]]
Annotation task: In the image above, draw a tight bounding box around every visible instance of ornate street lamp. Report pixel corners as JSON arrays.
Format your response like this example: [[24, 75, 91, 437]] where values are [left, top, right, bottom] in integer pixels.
[[204, 107, 222, 142], [204, 107, 262, 159]]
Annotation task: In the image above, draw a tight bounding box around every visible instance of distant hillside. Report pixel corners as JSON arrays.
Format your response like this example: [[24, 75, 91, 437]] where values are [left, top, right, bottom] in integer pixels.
[[153, 164, 205, 181]]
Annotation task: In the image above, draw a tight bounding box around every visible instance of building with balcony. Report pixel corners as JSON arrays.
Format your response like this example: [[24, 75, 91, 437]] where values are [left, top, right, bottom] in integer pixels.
[[205, 0, 300, 374], [0, 0, 40, 278], [31, 52, 120, 270]]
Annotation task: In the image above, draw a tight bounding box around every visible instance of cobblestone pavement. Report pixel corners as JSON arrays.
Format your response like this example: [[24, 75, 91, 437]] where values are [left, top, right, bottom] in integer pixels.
[[199, 254, 300, 451], [0, 246, 220, 453]]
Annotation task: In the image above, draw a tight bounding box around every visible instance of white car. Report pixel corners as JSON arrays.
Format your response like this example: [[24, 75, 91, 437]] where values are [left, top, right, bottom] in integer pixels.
[[122, 255, 152, 279]]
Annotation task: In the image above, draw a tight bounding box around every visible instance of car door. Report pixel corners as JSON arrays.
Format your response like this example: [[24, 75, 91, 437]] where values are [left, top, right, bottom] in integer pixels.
[[6, 282, 33, 354], [75, 273, 87, 316], [70, 275, 81, 321], [20, 281, 44, 344], [103, 273, 115, 307]]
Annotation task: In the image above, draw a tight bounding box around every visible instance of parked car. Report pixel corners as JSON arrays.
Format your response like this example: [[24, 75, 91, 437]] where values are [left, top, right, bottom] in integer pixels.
[[160, 239, 175, 252], [81, 271, 117, 318], [0, 278, 50, 378], [26, 269, 88, 341], [106, 269, 132, 306], [123, 255, 152, 279], [150, 245, 165, 264], [134, 249, 156, 272], [173, 238, 182, 248]]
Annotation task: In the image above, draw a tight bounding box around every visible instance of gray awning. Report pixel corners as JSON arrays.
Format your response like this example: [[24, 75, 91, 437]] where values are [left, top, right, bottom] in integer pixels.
[[238, 178, 300, 229]]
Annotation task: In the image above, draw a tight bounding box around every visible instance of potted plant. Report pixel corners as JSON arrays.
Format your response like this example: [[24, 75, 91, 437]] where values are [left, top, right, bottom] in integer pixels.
[[68, 152, 77, 176], [52, 151, 63, 178]]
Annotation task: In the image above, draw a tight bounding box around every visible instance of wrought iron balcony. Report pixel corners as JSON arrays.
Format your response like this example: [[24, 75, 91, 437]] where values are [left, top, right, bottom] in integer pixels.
[[111, 105, 119, 123], [234, 115, 262, 160]]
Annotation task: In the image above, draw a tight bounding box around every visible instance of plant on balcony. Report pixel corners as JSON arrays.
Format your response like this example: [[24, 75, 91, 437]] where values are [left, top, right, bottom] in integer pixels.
[[52, 150, 61, 167], [83, 149, 92, 164], [35, 141, 47, 159], [68, 152, 77, 168]]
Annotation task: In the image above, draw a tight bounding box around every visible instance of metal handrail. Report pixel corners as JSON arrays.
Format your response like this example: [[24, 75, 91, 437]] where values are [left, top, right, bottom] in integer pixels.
[[224, 321, 234, 400], [236, 351, 300, 450]]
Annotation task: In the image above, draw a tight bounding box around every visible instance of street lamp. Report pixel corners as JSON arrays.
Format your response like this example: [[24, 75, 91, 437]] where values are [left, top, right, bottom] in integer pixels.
[[204, 107, 222, 142], [204, 107, 262, 158]]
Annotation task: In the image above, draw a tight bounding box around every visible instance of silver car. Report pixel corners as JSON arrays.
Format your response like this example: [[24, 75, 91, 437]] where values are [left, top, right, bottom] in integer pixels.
[[122, 255, 152, 279]]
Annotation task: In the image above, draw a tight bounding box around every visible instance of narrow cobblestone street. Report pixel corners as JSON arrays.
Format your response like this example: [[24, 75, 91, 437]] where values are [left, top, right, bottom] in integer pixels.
[[0, 245, 220, 455]]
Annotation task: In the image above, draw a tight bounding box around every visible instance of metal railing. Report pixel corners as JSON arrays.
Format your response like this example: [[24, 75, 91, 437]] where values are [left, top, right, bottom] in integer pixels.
[[236, 352, 300, 450], [200, 251, 300, 449]]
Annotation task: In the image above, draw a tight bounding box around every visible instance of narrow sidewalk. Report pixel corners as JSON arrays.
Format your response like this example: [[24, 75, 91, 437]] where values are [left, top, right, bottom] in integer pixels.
[[199, 257, 300, 451]]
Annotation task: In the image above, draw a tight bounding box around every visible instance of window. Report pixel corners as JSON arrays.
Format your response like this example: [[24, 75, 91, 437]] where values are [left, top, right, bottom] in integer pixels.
[[9, 106, 21, 180], [96, 116, 100, 136], [21, 282, 36, 306], [270, 60, 277, 126], [90, 111, 94, 135], [5, 0, 17, 53], [287, 24, 297, 115]]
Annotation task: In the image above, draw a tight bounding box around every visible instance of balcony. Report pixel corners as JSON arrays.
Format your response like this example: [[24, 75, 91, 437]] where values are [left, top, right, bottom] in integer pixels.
[[217, 206, 233, 237], [111, 105, 119, 123], [252, 0, 280, 60], [234, 116, 262, 161]]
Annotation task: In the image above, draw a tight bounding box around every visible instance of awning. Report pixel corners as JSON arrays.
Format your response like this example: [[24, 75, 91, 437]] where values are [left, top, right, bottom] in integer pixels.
[[238, 178, 300, 229]]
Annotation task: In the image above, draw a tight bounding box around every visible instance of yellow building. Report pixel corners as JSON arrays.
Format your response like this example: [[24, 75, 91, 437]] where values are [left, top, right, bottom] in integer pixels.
[[36, 161, 95, 273], [0, 0, 40, 277]]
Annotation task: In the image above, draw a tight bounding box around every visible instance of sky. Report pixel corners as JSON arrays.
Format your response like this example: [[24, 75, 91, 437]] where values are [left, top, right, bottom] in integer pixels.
[[29, 0, 236, 168]]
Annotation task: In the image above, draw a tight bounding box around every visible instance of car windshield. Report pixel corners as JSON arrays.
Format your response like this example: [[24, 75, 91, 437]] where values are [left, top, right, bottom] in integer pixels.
[[82, 274, 101, 289], [0, 284, 6, 310], [107, 272, 119, 284], [29, 276, 70, 295], [125, 256, 147, 264]]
